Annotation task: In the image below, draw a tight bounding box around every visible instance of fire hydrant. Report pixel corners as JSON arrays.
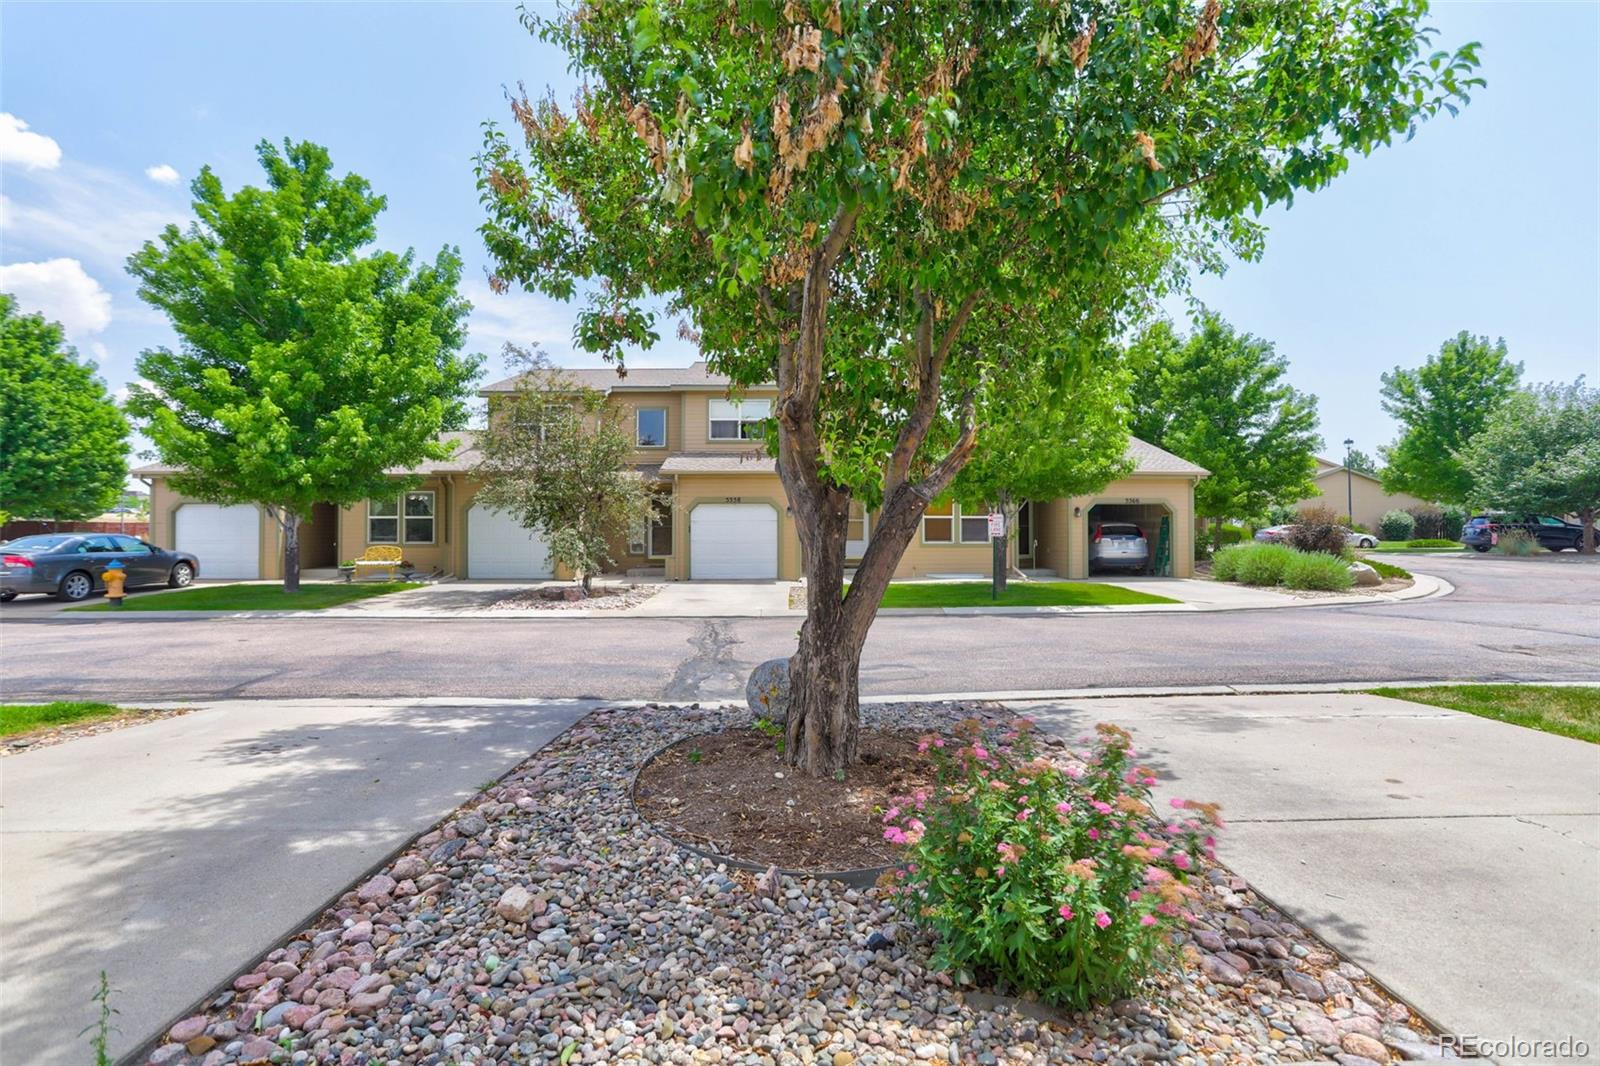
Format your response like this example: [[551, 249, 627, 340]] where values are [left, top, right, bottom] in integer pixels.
[[102, 559, 128, 607]]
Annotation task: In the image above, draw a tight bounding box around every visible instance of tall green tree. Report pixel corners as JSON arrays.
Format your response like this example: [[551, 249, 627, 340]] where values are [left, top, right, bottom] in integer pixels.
[[1127, 315, 1320, 547], [474, 345, 656, 591], [1343, 447, 1378, 475], [127, 140, 482, 591], [0, 294, 129, 523], [1462, 380, 1599, 553], [479, 0, 1479, 774], [1379, 332, 1521, 503]]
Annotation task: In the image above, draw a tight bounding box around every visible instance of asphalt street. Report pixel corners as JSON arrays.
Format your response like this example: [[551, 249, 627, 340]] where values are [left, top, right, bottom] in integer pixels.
[[2, 553, 1596, 702]]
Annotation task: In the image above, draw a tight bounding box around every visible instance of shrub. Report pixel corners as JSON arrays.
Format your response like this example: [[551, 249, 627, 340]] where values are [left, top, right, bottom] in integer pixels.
[[1405, 538, 1458, 548], [1235, 542, 1297, 586], [1379, 510, 1417, 541], [1405, 504, 1443, 539], [1210, 543, 1249, 581], [1287, 505, 1348, 556], [1494, 529, 1543, 556], [1215, 524, 1248, 546], [1440, 505, 1467, 541], [1282, 551, 1356, 591], [882, 719, 1217, 1008], [1365, 559, 1412, 580]]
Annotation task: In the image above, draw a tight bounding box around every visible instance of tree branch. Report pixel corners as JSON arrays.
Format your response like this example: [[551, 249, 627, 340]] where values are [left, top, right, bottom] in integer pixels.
[[1142, 173, 1213, 206], [884, 289, 982, 497]]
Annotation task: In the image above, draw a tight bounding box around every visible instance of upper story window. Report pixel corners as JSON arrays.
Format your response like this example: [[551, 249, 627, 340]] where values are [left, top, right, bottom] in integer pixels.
[[708, 398, 771, 441], [636, 407, 667, 448]]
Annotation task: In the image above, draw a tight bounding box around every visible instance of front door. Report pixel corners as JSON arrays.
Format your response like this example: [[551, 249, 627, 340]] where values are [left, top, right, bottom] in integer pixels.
[[1016, 501, 1033, 565]]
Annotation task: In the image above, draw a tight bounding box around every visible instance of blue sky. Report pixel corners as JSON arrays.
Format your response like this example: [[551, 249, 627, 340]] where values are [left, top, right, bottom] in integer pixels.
[[2, 1, 1596, 467]]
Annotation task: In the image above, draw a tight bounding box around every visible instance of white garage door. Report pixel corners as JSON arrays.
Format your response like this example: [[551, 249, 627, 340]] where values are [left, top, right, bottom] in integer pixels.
[[468, 503, 553, 578], [690, 504, 778, 579], [175, 504, 261, 580]]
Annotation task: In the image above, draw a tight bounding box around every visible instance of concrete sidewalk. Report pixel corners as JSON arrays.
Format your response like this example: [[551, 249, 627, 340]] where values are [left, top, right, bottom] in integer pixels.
[[1020, 692, 1600, 1061], [0, 697, 593, 1065]]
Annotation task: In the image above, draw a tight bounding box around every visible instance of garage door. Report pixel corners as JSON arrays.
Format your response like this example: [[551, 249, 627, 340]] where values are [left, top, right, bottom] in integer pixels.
[[690, 504, 778, 579], [175, 504, 261, 579], [468, 503, 553, 578]]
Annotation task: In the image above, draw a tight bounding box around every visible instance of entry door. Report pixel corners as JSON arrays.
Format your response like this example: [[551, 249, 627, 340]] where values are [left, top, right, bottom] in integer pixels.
[[1016, 501, 1034, 564], [690, 504, 778, 579]]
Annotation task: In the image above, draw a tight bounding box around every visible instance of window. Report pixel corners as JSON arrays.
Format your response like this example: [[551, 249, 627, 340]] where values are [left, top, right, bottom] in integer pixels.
[[846, 501, 868, 542], [367, 497, 400, 543], [708, 398, 771, 440], [112, 535, 152, 554], [636, 407, 667, 448], [403, 491, 436, 544], [1538, 516, 1565, 527], [922, 499, 954, 543], [960, 510, 991, 543], [81, 535, 118, 553]]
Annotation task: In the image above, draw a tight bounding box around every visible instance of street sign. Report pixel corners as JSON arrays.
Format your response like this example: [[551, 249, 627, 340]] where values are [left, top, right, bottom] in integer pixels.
[[987, 512, 1005, 538]]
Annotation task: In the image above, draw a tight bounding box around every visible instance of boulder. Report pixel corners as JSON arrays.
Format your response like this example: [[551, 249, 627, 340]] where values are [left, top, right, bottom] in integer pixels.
[[539, 585, 586, 601], [746, 658, 791, 724], [1348, 562, 1382, 587], [495, 885, 538, 924]]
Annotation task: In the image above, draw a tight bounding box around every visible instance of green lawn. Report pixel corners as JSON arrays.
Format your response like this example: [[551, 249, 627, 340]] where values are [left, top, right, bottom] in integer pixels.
[[70, 581, 423, 612], [874, 581, 1179, 608], [1, 701, 124, 738], [1367, 541, 1465, 553], [1370, 685, 1600, 744]]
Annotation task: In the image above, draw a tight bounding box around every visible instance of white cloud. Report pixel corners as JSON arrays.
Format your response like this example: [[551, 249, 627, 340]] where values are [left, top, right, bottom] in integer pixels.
[[0, 258, 113, 337], [145, 163, 180, 184], [0, 113, 62, 170], [0, 164, 182, 270]]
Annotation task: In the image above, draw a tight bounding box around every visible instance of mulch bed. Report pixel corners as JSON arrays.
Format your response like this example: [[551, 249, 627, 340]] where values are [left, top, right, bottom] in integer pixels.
[[135, 701, 1453, 1066], [633, 727, 937, 870], [2, 707, 195, 756]]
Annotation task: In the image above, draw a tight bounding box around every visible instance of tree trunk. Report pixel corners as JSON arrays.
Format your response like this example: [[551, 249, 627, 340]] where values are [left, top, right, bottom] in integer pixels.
[[993, 491, 1009, 596], [1582, 508, 1596, 555], [1211, 516, 1224, 552], [281, 510, 302, 593]]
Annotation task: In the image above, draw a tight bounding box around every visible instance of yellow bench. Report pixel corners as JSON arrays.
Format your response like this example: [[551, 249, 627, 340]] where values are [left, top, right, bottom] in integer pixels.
[[351, 545, 406, 581]]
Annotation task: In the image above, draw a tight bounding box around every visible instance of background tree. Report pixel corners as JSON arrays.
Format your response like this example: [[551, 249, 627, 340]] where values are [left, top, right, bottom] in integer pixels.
[[0, 293, 129, 523], [473, 345, 656, 591], [1462, 380, 1599, 553], [479, 0, 1479, 775], [1379, 332, 1521, 503], [127, 140, 481, 591], [1343, 447, 1378, 475], [1127, 315, 1320, 547]]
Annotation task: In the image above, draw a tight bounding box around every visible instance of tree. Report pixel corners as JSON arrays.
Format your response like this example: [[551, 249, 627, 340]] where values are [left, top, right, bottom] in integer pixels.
[[0, 293, 129, 523], [1127, 315, 1320, 547], [1379, 332, 1521, 503], [1462, 380, 1599, 553], [473, 345, 656, 590], [126, 140, 481, 591], [479, 0, 1479, 774], [1344, 448, 1378, 475]]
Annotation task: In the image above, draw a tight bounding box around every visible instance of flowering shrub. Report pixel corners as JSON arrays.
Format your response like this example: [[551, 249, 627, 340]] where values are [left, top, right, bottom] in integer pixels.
[[880, 719, 1221, 1008]]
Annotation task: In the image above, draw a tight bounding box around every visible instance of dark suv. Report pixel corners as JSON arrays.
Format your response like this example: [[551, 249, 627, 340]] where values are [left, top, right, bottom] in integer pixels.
[[1462, 513, 1586, 553]]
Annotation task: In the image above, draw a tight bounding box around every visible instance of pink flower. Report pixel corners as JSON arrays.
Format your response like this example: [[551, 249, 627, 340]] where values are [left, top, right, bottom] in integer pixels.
[[1058, 905, 1074, 920], [884, 806, 900, 821], [1144, 866, 1172, 884], [914, 789, 928, 810], [883, 827, 907, 844], [1064, 765, 1084, 780], [1055, 801, 1072, 815], [1169, 797, 1186, 809], [1142, 776, 1157, 786], [996, 842, 1020, 863], [1127, 889, 1142, 901], [933, 737, 945, 748], [971, 744, 990, 761], [1140, 914, 1157, 927], [1173, 853, 1192, 870], [1090, 801, 1113, 815], [917, 739, 931, 754], [1087, 829, 1099, 840], [1095, 912, 1111, 929], [1015, 808, 1032, 823], [996, 865, 1006, 877]]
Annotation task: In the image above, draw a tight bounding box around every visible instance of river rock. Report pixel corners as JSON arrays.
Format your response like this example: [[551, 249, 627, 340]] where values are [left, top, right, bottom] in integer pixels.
[[746, 658, 791, 724]]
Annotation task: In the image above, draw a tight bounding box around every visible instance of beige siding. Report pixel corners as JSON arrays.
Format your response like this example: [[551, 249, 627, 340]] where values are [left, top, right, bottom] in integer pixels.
[[893, 503, 1002, 577], [1041, 476, 1199, 580], [1297, 471, 1430, 534]]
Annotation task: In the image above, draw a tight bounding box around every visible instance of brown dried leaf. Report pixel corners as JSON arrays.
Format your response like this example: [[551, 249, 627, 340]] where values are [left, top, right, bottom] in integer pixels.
[[1164, 0, 1222, 90], [733, 120, 755, 172], [1069, 17, 1097, 73], [1134, 130, 1163, 171]]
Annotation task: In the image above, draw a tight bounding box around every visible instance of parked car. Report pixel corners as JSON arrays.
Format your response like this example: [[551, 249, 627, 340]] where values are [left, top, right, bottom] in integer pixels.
[[0, 533, 198, 602], [1461, 513, 1587, 553], [1089, 522, 1149, 572], [1253, 525, 1292, 543], [1345, 530, 1378, 549]]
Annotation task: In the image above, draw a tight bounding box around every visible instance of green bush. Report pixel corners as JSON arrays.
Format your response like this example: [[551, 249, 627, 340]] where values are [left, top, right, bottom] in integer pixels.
[[883, 720, 1217, 1008], [1365, 559, 1412, 580], [1440, 505, 1467, 541], [1211, 543, 1249, 581], [1379, 510, 1416, 541], [1236, 542, 1297, 586], [1283, 551, 1356, 590], [1494, 529, 1543, 556], [1404, 538, 1458, 548], [1215, 524, 1249, 546]]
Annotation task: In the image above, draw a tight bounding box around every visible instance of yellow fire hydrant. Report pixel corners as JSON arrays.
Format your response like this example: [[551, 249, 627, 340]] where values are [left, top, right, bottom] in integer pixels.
[[102, 560, 128, 607]]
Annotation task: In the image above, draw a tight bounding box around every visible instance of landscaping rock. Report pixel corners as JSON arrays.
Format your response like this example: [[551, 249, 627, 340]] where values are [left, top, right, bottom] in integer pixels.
[[1342, 1032, 1390, 1059], [746, 657, 791, 723], [538, 585, 586, 601], [494, 884, 538, 923], [1349, 561, 1382, 587]]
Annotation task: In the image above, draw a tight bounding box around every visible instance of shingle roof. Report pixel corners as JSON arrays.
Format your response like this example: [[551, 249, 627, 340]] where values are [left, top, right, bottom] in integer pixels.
[[482, 360, 764, 394], [130, 431, 486, 478], [1125, 437, 1208, 477], [659, 453, 778, 475]]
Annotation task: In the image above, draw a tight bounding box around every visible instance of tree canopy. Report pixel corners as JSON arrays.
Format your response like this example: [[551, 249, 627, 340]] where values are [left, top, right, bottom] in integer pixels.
[[0, 293, 129, 522], [1127, 314, 1320, 536], [127, 139, 481, 589], [1462, 380, 1599, 553], [1343, 447, 1378, 475], [1379, 331, 1521, 504], [479, 0, 1480, 772]]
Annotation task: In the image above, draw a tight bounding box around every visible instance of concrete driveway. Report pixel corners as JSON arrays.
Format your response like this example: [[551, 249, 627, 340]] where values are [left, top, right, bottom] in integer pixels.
[[0, 697, 592, 1065], [1022, 692, 1600, 1060]]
